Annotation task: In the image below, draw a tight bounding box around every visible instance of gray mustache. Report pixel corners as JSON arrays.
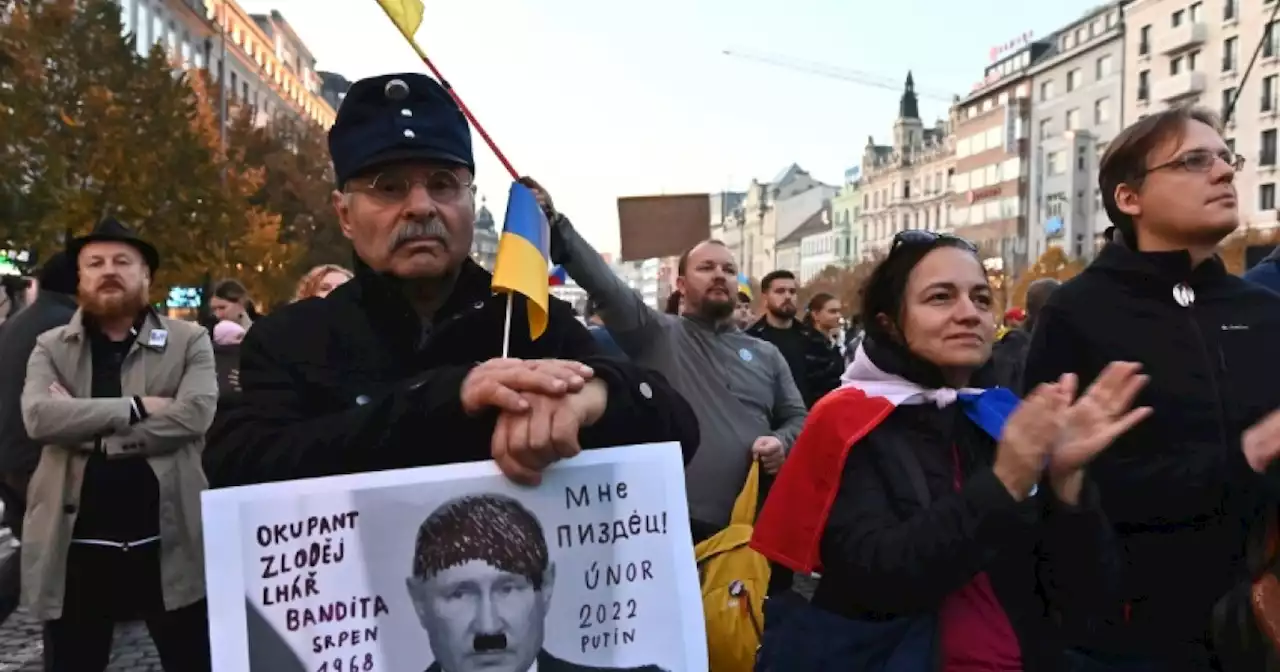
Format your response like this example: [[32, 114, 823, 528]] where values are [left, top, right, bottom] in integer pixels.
[[389, 218, 449, 252]]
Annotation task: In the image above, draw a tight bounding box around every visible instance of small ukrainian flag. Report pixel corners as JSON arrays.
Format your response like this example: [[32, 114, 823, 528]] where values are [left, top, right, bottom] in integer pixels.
[[491, 182, 552, 340]]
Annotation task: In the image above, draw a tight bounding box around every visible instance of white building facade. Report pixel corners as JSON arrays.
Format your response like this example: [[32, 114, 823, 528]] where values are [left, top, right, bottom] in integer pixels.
[[112, 0, 338, 129], [1029, 3, 1126, 261], [1123, 0, 1280, 230]]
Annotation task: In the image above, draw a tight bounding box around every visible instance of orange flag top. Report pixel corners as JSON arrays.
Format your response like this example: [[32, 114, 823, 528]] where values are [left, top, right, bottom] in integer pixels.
[[376, 0, 424, 39]]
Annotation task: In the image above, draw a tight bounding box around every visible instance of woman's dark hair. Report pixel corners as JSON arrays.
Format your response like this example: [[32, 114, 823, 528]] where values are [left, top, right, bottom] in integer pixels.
[[214, 279, 248, 302], [860, 238, 981, 351], [858, 238, 990, 388], [803, 292, 835, 327], [664, 290, 682, 315]]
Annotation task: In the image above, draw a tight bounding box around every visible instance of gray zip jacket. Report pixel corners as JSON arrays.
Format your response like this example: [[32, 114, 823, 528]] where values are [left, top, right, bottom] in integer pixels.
[[551, 217, 807, 528]]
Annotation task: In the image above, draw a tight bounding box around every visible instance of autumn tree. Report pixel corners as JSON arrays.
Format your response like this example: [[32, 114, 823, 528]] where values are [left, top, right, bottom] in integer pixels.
[[0, 0, 273, 298], [227, 109, 348, 278], [1009, 246, 1085, 309], [801, 251, 886, 319], [185, 73, 305, 307]]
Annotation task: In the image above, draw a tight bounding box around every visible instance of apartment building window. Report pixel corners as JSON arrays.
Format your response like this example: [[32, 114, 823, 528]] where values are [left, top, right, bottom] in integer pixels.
[[1095, 97, 1111, 123], [1188, 50, 1200, 70], [1138, 70, 1151, 101], [135, 3, 149, 56], [1096, 54, 1113, 79], [1067, 68, 1082, 91], [151, 12, 163, 51], [1262, 129, 1277, 166], [1066, 108, 1081, 130], [1267, 21, 1280, 58], [1226, 0, 1238, 21], [1140, 25, 1152, 55], [1265, 76, 1277, 112], [1224, 36, 1239, 71], [1190, 2, 1202, 22], [1039, 118, 1053, 139], [1172, 9, 1185, 26], [1171, 56, 1184, 75], [1040, 80, 1055, 101], [1261, 183, 1277, 211], [1048, 151, 1066, 175], [1223, 87, 1238, 118]]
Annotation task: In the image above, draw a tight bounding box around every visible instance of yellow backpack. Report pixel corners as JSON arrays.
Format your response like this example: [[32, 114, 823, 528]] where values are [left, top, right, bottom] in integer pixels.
[[695, 461, 771, 671]]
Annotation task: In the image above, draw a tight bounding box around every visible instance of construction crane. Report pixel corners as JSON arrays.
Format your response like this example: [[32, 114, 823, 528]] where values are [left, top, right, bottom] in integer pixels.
[[722, 48, 956, 103]]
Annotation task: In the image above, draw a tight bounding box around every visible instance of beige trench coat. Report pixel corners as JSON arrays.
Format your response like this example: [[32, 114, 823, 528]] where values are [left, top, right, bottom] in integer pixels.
[[19, 309, 217, 620]]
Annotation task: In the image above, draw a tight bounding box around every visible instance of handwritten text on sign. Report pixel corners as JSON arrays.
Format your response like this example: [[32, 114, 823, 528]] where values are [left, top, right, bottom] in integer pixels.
[[557, 481, 668, 655], [256, 511, 389, 671]]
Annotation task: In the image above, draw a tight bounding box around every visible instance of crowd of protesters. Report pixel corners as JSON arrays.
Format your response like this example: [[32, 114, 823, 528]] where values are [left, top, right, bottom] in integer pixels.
[[0, 68, 1279, 672]]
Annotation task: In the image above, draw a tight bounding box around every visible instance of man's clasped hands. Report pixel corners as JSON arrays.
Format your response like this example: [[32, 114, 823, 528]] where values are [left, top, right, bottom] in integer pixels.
[[460, 358, 607, 485]]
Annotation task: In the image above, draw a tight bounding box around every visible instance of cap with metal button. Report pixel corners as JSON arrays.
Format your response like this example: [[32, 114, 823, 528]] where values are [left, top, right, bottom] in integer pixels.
[[327, 73, 475, 187]]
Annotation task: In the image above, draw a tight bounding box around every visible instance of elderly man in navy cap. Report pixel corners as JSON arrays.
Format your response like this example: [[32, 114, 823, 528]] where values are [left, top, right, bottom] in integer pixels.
[[205, 74, 698, 490]]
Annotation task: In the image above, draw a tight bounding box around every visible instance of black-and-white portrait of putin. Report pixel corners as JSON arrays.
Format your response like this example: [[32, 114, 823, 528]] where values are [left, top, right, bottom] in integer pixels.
[[406, 494, 667, 672]]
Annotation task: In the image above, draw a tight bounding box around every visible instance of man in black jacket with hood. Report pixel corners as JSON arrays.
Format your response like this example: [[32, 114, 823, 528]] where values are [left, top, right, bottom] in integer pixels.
[[745, 270, 842, 409], [1023, 106, 1280, 669], [204, 73, 698, 490]]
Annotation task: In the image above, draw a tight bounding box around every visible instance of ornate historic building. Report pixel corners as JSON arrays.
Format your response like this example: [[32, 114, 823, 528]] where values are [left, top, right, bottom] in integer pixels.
[[856, 73, 956, 257]]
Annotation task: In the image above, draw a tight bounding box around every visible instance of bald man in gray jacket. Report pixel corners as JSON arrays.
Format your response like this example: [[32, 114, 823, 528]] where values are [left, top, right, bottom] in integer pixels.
[[547, 213, 806, 542]]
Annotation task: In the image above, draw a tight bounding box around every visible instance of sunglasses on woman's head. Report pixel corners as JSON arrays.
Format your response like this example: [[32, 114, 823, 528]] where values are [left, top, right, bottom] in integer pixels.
[[890, 229, 979, 254]]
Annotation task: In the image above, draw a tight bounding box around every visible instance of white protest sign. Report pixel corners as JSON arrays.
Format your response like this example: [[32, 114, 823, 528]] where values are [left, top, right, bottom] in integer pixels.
[[202, 443, 708, 672]]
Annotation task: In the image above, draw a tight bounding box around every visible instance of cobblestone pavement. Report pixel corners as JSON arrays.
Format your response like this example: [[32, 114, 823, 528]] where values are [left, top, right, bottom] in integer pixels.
[[0, 608, 161, 671], [0, 527, 161, 671]]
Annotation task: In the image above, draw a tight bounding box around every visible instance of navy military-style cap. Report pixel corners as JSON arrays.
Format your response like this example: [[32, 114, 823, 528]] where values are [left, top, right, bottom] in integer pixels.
[[327, 73, 475, 187]]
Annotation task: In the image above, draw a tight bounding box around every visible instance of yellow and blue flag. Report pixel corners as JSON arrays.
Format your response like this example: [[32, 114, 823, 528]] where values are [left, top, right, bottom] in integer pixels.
[[492, 182, 551, 340], [375, 0, 424, 38], [737, 273, 753, 301]]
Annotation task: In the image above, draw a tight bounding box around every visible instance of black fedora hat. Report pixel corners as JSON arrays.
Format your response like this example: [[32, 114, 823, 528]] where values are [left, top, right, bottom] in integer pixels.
[[67, 217, 160, 272]]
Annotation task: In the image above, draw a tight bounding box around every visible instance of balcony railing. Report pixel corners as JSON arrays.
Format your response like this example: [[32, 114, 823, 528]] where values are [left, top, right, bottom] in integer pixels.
[[1157, 21, 1208, 55], [1153, 71, 1207, 102]]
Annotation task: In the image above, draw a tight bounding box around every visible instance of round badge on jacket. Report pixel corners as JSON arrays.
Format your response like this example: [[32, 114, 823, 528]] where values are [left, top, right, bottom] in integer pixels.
[[739, 348, 753, 362]]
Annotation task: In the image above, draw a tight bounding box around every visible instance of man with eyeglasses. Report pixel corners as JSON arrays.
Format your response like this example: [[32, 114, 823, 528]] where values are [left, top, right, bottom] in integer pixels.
[[204, 73, 698, 494], [1023, 106, 1280, 669]]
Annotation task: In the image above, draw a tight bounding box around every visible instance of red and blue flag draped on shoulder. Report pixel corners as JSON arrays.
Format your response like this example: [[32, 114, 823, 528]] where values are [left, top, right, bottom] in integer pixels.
[[548, 265, 568, 286], [751, 345, 1019, 573], [491, 182, 552, 340]]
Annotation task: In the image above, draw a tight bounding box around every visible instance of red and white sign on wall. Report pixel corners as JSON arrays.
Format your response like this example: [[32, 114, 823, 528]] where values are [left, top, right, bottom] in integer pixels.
[[989, 31, 1034, 62]]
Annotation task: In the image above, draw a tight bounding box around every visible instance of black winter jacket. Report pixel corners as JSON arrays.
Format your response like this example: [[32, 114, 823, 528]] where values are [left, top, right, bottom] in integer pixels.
[[810, 337, 1113, 671], [991, 327, 1032, 393], [745, 318, 843, 408], [0, 291, 76, 486], [204, 258, 700, 486], [1023, 243, 1280, 667]]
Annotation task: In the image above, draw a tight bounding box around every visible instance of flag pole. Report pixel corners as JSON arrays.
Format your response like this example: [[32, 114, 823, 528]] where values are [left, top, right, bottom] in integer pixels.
[[376, 5, 521, 181], [501, 292, 514, 358]]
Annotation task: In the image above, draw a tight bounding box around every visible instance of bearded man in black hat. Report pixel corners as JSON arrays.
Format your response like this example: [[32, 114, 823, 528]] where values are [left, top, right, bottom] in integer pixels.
[[204, 73, 697, 490], [19, 218, 217, 671]]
